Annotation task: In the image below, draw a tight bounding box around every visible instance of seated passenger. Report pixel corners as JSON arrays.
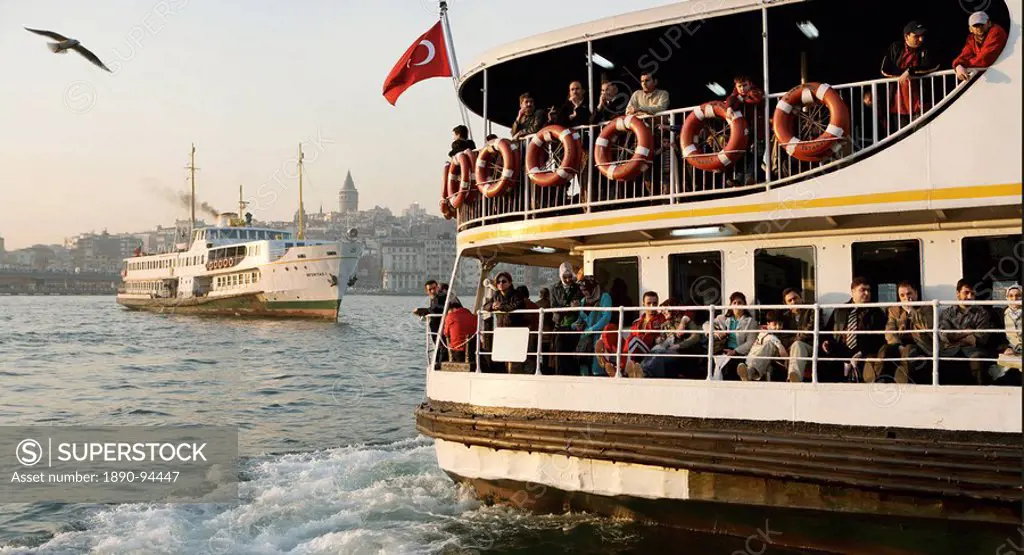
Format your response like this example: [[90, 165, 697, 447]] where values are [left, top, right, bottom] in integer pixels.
[[939, 279, 993, 384], [548, 81, 591, 129], [442, 298, 477, 366], [870, 281, 933, 384], [642, 299, 704, 379], [626, 73, 669, 117], [592, 80, 624, 125], [448, 124, 476, 158], [954, 11, 1009, 81], [820, 277, 887, 382], [620, 291, 666, 374], [990, 284, 1022, 385], [737, 310, 787, 382], [880, 21, 938, 128], [485, 133, 498, 146], [782, 288, 815, 382], [710, 291, 758, 379], [573, 276, 613, 376], [511, 93, 546, 140]]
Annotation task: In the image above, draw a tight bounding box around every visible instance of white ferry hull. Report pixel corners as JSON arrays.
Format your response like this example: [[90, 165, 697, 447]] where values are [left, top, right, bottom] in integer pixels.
[[117, 242, 361, 321]]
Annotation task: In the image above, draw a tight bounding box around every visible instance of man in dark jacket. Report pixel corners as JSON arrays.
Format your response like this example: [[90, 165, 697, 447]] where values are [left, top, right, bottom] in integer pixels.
[[782, 287, 815, 382], [820, 277, 887, 382], [880, 21, 939, 129]]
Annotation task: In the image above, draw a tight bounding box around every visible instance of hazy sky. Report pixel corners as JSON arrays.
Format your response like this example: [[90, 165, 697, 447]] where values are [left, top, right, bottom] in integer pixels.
[[0, 0, 678, 249]]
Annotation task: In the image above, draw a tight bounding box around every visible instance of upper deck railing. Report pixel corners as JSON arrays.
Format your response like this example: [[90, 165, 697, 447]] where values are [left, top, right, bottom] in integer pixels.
[[453, 70, 970, 232], [425, 298, 1022, 387]]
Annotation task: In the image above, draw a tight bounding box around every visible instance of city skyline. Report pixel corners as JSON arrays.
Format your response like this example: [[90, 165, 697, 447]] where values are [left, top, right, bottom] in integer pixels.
[[0, 0, 676, 250]]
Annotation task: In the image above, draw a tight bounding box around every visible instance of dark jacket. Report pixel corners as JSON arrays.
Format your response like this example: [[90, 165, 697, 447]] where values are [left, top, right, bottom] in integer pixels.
[[783, 308, 815, 347], [824, 301, 887, 355], [550, 101, 591, 129], [550, 281, 582, 328], [448, 139, 476, 158], [881, 42, 938, 77]]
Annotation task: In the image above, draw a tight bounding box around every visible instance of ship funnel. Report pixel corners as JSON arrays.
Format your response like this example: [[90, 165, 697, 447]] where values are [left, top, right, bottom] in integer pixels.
[[215, 212, 238, 227]]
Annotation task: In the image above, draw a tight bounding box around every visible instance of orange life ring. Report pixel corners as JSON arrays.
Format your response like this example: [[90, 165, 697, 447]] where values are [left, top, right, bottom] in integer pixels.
[[772, 82, 850, 162], [440, 162, 456, 219], [681, 101, 749, 173], [474, 138, 520, 197], [594, 115, 653, 181], [448, 150, 475, 208], [525, 125, 583, 187]]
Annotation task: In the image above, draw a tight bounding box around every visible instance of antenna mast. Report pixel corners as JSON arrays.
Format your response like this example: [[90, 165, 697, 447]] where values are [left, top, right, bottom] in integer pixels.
[[238, 184, 249, 226], [297, 142, 305, 240], [187, 144, 198, 236]]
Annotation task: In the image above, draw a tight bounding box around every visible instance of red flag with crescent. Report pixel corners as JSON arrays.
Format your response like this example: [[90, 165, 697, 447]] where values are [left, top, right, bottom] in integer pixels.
[[383, 21, 452, 106]]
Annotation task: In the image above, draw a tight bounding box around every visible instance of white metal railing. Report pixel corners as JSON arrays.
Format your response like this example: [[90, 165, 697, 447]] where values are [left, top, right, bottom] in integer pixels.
[[424, 298, 1021, 387], [454, 70, 969, 231]]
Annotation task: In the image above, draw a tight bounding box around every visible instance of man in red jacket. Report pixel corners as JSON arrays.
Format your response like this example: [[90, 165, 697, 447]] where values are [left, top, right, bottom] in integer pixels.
[[954, 11, 1008, 81]]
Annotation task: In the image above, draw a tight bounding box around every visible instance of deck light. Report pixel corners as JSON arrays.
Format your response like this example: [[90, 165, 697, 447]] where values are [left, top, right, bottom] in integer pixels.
[[669, 226, 728, 238], [591, 53, 615, 70], [530, 246, 557, 254], [797, 21, 819, 40], [706, 82, 727, 96]]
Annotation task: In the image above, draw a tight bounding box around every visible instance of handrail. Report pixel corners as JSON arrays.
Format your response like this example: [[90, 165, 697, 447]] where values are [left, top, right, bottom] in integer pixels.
[[425, 298, 1022, 387], [455, 69, 975, 233]]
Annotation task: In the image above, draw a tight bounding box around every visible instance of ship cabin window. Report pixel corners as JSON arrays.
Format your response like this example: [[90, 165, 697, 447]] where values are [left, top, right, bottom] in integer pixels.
[[285, 243, 294, 249], [961, 234, 1023, 301], [669, 252, 722, 324], [852, 240, 922, 304], [593, 257, 639, 317], [754, 247, 816, 307]]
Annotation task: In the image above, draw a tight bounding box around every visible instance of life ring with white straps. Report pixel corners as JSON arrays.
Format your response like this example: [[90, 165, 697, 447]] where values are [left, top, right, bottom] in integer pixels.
[[525, 125, 583, 187], [595, 115, 653, 181], [772, 82, 850, 163], [475, 138, 520, 197], [447, 149, 476, 208], [680, 101, 749, 173]]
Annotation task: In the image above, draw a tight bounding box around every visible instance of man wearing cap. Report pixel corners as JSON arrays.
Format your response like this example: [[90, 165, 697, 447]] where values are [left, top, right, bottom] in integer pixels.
[[881, 21, 939, 129], [954, 11, 1008, 81]]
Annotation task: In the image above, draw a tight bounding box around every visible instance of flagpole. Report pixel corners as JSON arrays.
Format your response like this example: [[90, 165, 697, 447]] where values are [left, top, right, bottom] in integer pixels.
[[439, 1, 474, 142]]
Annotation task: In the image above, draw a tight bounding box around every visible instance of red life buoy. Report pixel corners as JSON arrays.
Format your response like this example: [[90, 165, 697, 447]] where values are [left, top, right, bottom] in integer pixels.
[[681, 101, 749, 173], [474, 139, 520, 197], [595, 115, 653, 181], [525, 125, 583, 187], [440, 162, 456, 220], [773, 82, 850, 162], [448, 150, 475, 208]]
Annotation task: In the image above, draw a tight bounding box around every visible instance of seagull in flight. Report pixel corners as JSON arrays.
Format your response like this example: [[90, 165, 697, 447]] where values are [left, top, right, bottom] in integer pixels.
[[24, 27, 111, 72]]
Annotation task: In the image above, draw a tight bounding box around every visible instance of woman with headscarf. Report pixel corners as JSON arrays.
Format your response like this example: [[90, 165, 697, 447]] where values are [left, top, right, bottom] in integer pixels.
[[550, 262, 582, 375], [573, 276, 613, 376], [991, 284, 1022, 386]]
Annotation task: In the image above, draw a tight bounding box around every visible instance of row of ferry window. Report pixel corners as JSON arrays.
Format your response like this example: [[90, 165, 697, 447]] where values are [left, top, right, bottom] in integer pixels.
[[128, 256, 206, 271], [593, 234, 1022, 314], [216, 271, 260, 289], [124, 281, 166, 292], [197, 229, 289, 241]]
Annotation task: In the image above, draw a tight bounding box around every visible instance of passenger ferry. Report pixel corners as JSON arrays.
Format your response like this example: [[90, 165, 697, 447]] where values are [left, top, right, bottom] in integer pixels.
[[416, 0, 1022, 552], [117, 146, 363, 320]]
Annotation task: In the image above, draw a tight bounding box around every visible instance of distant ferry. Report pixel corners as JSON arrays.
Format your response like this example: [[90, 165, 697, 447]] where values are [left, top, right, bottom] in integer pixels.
[[116, 213, 362, 320], [117, 144, 362, 320]]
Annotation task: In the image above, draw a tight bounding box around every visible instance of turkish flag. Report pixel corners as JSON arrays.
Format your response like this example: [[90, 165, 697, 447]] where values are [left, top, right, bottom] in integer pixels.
[[382, 21, 453, 106]]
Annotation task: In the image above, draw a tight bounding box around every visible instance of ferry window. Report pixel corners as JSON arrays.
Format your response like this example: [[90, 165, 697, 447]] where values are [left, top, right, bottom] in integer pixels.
[[962, 234, 1023, 300], [754, 247, 816, 305], [852, 240, 921, 303], [669, 252, 723, 321], [593, 257, 639, 309]]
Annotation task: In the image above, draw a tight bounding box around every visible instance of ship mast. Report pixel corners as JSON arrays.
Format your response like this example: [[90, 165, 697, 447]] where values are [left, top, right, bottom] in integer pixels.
[[238, 184, 249, 226], [187, 143, 198, 236], [297, 142, 305, 240]]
